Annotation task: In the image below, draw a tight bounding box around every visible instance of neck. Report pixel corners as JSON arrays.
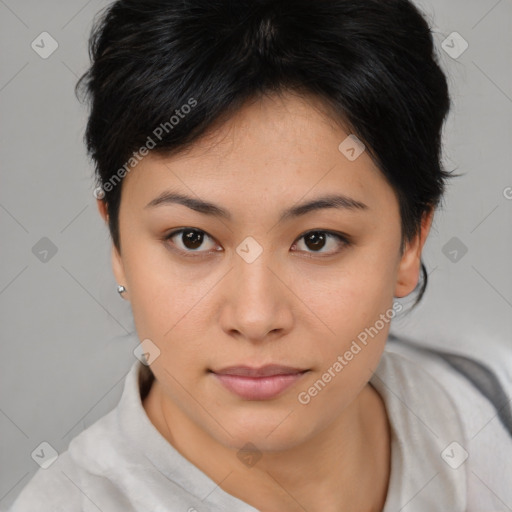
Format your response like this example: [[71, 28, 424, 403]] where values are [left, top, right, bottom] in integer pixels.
[[143, 380, 391, 512]]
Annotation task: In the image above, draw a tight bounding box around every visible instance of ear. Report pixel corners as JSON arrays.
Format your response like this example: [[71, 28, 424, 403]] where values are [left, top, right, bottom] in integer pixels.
[[394, 209, 434, 298], [96, 198, 109, 223], [110, 244, 129, 300], [96, 199, 129, 300]]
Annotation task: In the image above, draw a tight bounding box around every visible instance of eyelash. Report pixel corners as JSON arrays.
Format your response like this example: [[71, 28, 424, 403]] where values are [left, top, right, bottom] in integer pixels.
[[162, 228, 351, 259]]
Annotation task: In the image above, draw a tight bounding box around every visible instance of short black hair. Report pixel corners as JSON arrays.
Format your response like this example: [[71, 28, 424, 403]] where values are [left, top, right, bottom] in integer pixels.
[[76, 0, 454, 307]]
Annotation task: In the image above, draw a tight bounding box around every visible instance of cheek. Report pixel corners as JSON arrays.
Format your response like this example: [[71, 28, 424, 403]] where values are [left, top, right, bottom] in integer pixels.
[[121, 245, 210, 365], [296, 271, 396, 416], [297, 249, 398, 394], [296, 248, 398, 340]]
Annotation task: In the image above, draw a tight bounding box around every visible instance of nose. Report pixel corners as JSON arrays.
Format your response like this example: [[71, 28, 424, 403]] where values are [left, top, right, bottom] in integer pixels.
[[218, 250, 294, 344]]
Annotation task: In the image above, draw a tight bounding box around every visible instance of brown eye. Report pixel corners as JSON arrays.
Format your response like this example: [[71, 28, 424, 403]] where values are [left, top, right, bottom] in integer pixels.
[[181, 229, 205, 249], [292, 230, 349, 257], [165, 228, 218, 255], [303, 232, 327, 251]]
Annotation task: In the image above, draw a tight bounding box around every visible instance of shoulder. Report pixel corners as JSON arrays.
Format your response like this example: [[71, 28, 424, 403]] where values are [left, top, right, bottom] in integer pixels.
[[378, 335, 512, 511], [6, 448, 84, 512], [6, 381, 133, 512], [383, 335, 512, 441]]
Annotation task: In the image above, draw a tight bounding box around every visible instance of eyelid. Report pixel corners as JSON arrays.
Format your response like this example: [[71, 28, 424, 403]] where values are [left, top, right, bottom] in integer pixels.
[[291, 230, 351, 258], [164, 228, 221, 258], [293, 228, 351, 245]]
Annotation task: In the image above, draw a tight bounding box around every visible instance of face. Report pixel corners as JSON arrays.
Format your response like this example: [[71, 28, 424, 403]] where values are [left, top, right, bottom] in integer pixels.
[[100, 91, 431, 453]]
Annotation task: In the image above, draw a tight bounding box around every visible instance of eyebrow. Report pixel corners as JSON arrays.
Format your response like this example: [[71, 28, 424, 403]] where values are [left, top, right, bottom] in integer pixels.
[[145, 190, 368, 222]]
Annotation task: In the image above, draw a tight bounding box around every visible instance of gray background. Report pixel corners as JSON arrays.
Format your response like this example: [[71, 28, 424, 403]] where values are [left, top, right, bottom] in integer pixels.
[[1, 0, 511, 508]]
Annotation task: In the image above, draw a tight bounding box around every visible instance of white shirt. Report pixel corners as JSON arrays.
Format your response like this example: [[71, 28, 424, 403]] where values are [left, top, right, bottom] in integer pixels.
[[6, 337, 512, 511]]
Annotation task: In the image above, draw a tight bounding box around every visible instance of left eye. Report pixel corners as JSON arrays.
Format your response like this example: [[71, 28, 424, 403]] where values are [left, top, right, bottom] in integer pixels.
[[291, 230, 349, 256], [164, 228, 349, 257]]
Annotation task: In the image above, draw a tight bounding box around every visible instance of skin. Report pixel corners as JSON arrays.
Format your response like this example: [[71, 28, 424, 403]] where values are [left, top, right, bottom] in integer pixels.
[[97, 90, 433, 512]]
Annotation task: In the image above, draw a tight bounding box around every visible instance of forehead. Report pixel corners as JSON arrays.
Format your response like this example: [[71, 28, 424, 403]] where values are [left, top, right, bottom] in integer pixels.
[[121, 91, 397, 216]]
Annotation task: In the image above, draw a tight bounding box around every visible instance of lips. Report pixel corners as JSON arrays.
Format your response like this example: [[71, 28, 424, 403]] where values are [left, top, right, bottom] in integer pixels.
[[212, 364, 307, 377], [210, 365, 309, 400]]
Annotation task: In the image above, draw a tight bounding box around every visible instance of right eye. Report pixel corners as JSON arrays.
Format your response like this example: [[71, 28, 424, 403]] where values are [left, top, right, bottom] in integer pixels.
[[163, 228, 222, 257]]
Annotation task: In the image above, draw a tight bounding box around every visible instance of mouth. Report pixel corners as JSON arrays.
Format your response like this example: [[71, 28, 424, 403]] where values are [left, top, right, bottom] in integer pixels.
[[209, 365, 310, 400]]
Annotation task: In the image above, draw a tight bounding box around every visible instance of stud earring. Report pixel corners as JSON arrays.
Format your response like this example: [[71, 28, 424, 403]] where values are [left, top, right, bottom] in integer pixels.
[[117, 284, 127, 296]]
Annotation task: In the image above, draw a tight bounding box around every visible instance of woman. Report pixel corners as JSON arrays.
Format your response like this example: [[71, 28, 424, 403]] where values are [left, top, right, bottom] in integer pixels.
[[8, 0, 512, 511]]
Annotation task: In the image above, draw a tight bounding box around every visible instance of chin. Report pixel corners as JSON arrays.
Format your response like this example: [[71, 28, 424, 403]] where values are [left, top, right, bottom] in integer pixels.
[[211, 409, 316, 453]]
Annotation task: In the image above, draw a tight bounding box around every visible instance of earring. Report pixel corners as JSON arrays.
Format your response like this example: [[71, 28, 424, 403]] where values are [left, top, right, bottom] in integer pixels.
[[117, 284, 127, 296]]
